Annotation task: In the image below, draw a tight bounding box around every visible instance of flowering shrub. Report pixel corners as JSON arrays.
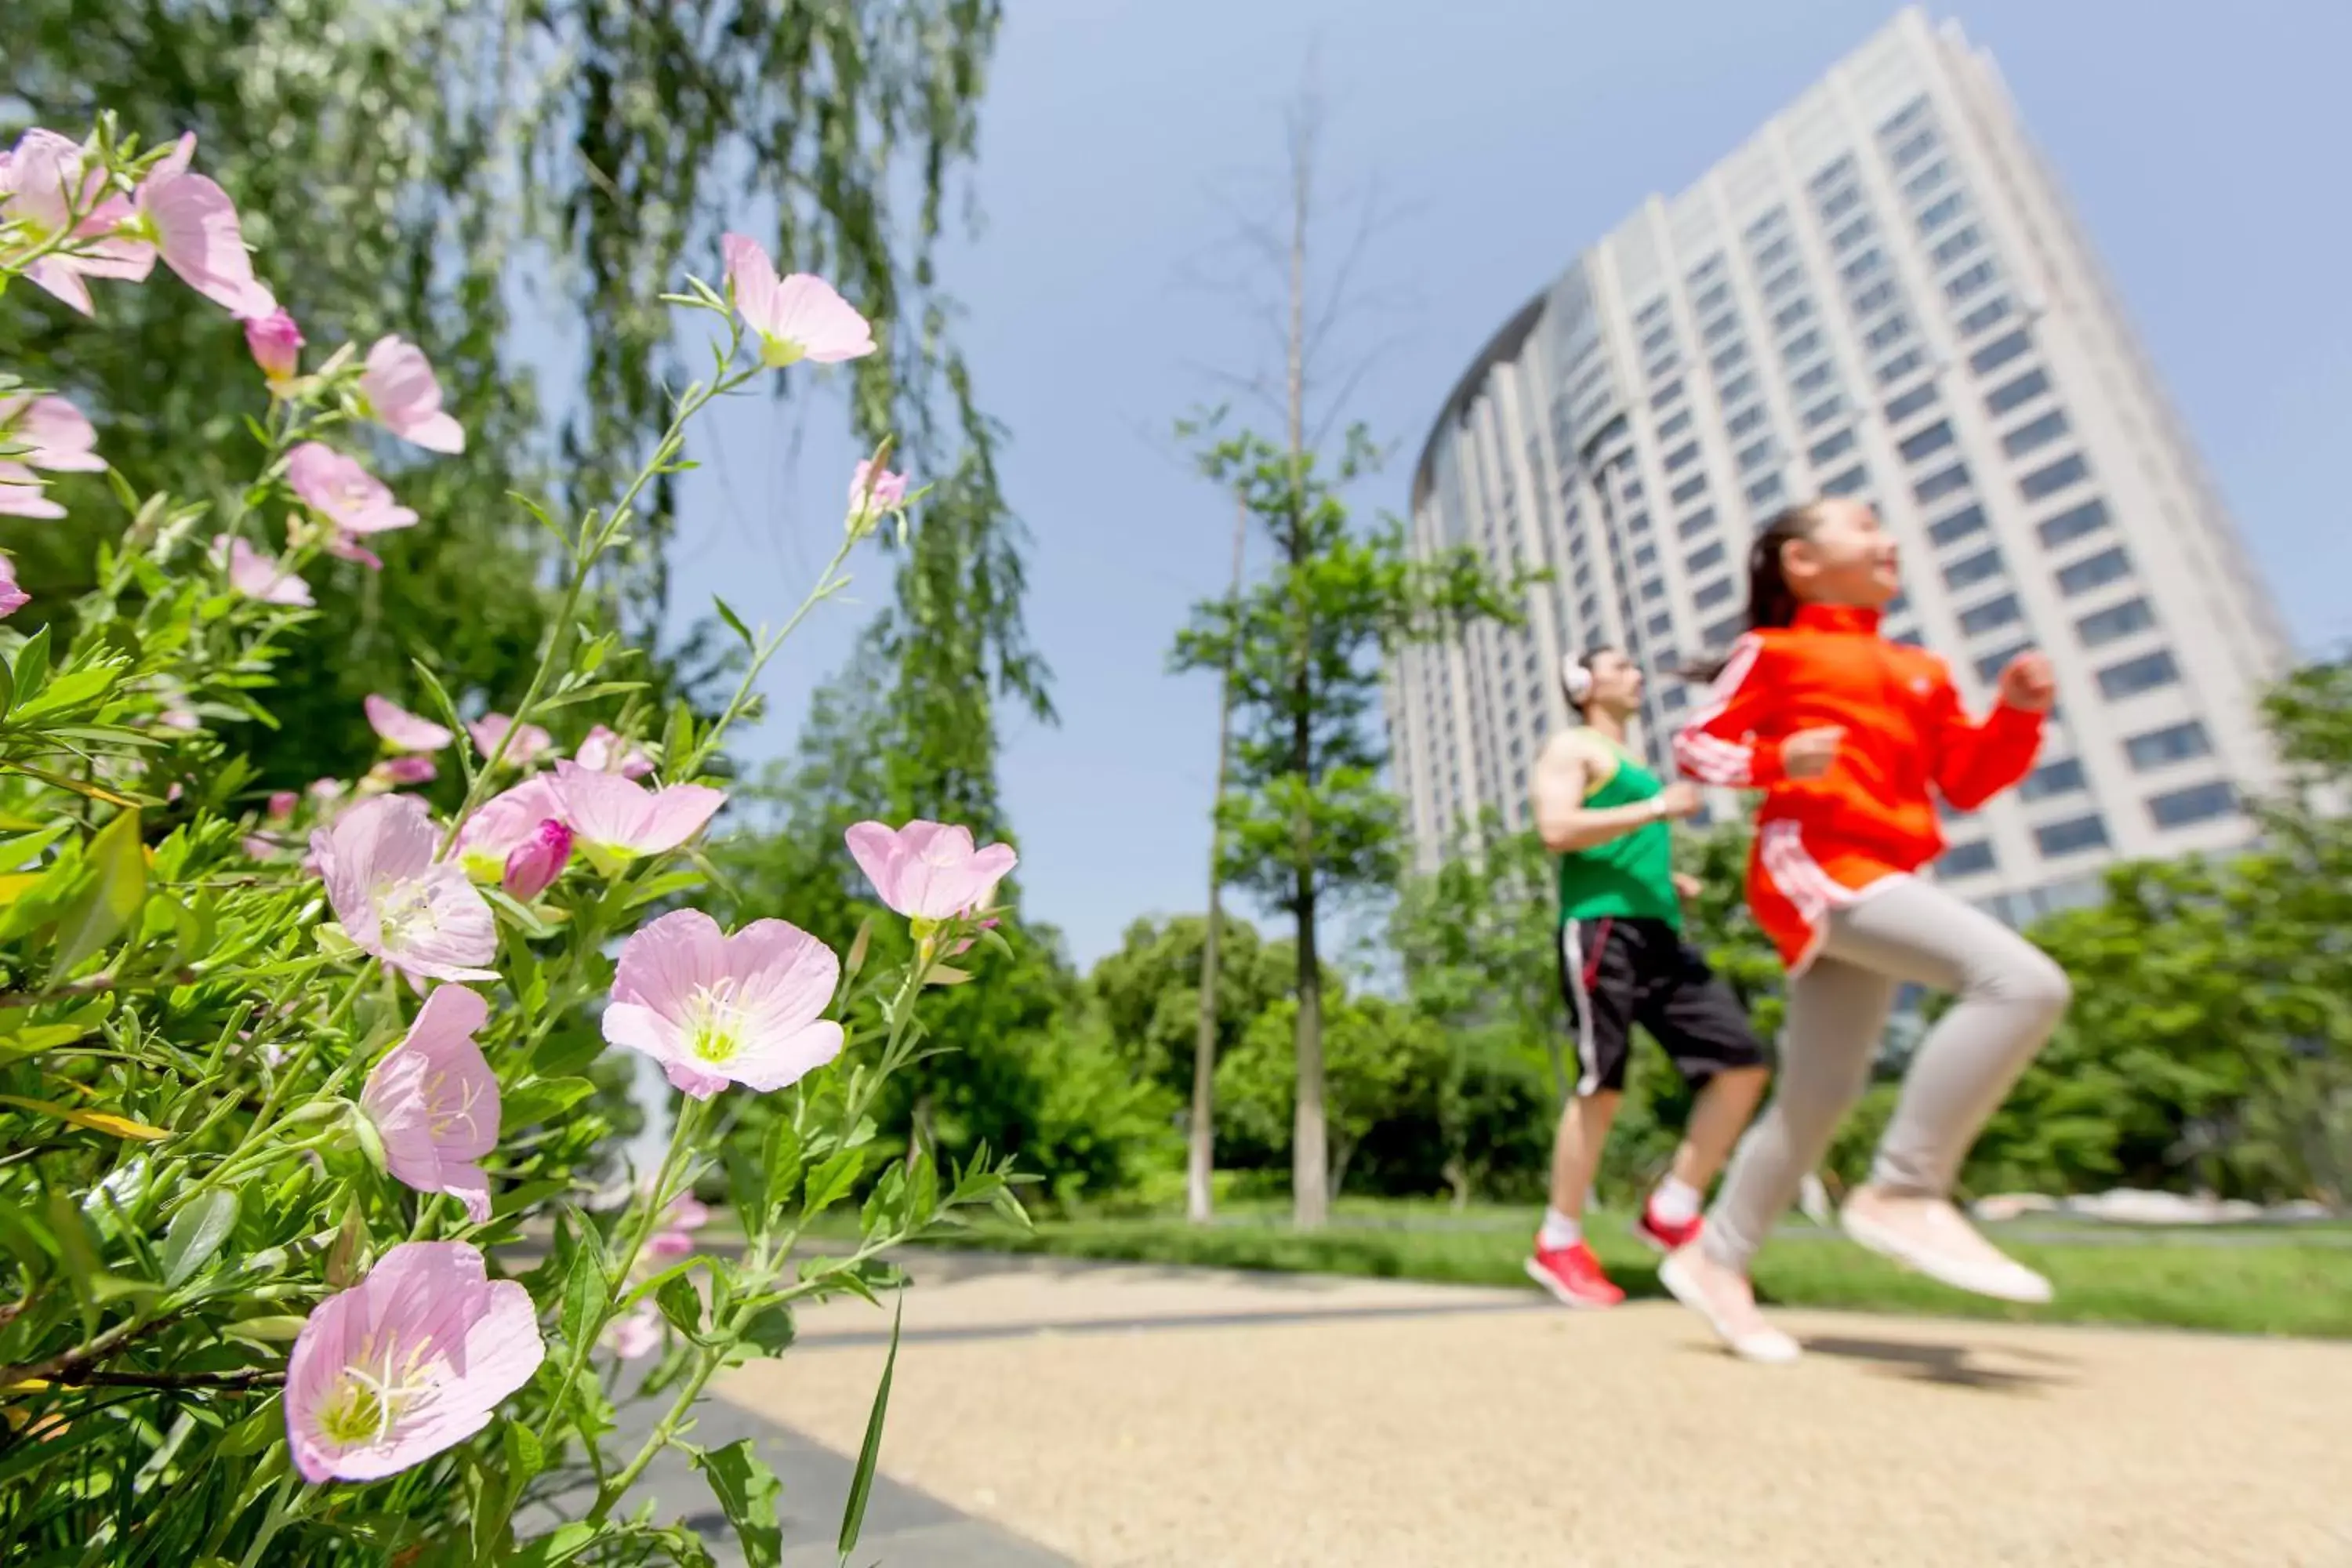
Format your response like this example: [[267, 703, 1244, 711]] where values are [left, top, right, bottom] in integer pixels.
[[0, 116, 1023, 1564]]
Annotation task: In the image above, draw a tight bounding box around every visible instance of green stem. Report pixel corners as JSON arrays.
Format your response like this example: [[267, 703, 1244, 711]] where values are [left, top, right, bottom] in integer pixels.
[[232, 1473, 306, 1568]]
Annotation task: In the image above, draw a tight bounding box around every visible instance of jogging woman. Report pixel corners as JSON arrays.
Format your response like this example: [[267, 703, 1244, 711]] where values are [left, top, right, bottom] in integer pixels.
[[1524, 648, 1770, 1308], [1661, 497, 2069, 1363]]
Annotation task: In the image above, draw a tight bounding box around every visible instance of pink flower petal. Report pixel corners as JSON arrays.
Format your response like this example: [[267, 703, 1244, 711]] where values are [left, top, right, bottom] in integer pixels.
[[290, 443, 418, 539], [212, 534, 313, 607], [360, 336, 466, 454], [0, 395, 106, 473], [310, 795, 496, 984], [550, 761, 724, 860], [365, 695, 453, 753], [361, 986, 499, 1222], [720, 233, 875, 367], [602, 909, 840, 1100]]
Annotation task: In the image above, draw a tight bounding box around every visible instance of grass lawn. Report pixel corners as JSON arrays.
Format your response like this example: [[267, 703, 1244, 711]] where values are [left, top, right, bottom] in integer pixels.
[[898, 1207, 2352, 1339]]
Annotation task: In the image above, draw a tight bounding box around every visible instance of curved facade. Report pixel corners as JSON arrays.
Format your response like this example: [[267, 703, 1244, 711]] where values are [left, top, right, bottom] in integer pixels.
[[1386, 7, 2292, 926]]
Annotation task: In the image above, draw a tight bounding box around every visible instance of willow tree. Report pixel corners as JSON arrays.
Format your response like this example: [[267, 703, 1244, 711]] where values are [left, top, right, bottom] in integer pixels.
[[2, 0, 1041, 793]]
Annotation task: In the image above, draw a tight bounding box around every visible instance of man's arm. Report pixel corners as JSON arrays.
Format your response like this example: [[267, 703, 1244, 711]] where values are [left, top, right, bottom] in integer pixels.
[[1532, 735, 1695, 853]]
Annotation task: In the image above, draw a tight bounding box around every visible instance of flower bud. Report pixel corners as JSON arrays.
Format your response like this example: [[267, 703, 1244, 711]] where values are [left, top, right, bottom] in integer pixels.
[[243, 308, 304, 387], [501, 818, 573, 901]]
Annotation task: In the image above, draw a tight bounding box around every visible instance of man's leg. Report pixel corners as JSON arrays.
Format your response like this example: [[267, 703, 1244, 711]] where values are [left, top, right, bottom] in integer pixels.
[[1528, 918, 1636, 1308], [1634, 931, 1771, 1247]]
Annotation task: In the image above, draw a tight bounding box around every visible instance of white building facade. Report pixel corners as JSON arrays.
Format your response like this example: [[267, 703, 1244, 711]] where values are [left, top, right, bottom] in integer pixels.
[[1386, 7, 2293, 927]]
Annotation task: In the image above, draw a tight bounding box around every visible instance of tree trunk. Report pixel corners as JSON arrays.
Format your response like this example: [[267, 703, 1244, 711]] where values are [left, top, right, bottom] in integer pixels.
[[1187, 489, 1251, 1224], [1291, 813, 1329, 1229]]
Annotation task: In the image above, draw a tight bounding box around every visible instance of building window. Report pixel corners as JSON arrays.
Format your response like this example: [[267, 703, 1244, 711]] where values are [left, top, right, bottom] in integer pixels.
[[1711, 342, 1749, 376], [2020, 453, 2091, 501], [1930, 225, 1984, 268], [1704, 612, 1746, 645], [1764, 267, 1805, 300], [1958, 297, 2012, 337], [1662, 686, 1690, 714], [1702, 313, 1740, 345], [1899, 421, 1956, 463], [1640, 577, 1666, 603], [2147, 781, 2238, 829], [1773, 298, 1815, 333], [1747, 474, 1784, 509], [1642, 325, 1676, 356], [1945, 260, 1998, 301], [2098, 649, 2180, 699], [1889, 128, 1939, 169], [1850, 278, 1898, 317], [1829, 212, 1873, 252], [2125, 720, 2212, 771], [1693, 282, 1731, 315], [2038, 498, 2110, 550], [1984, 371, 2049, 419], [1695, 577, 1736, 610], [1842, 248, 1887, 285], [1974, 641, 2031, 683], [2077, 597, 2156, 648], [1670, 474, 1707, 506], [1821, 187, 1866, 226], [1646, 612, 1674, 638], [1818, 465, 1867, 497], [1886, 383, 1940, 423], [1687, 540, 1726, 574], [1634, 543, 1658, 568], [1881, 95, 1931, 140], [1739, 437, 1777, 473], [1929, 504, 1987, 548], [1719, 372, 1756, 405], [2018, 758, 2085, 801], [1903, 160, 1951, 201], [1653, 379, 1685, 408], [2034, 815, 2110, 857], [1802, 396, 1845, 430], [1877, 347, 1928, 385], [1678, 507, 1716, 539], [1727, 404, 1767, 438], [1657, 408, 1693, 439], [1809, 429, 1857, 466], [1958, 593, 2022, 636], [1664, 441, 1700, 473], [1865, 314, 1911, 352], [1970, 328, 2033, 377], [2002, 409, 2071, 458], [1754, 237, 1795, 271], [1916, 191, 1965, 233], [1943, 546, 2005, 591], [1793, 361, 1837, 397], [2058, 546, 2133, 597], [1915, 463, 1972, 504], [1940, 840, 1997, 877], [1781, 328, 1823, 362]]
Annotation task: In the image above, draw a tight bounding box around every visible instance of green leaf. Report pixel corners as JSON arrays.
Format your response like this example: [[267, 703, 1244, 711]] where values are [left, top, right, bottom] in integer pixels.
[[712, 596, 758, 652], [739, 1301, 795, 1356], [802, 1145, 864, 1221], [10, 624, 53, 707], [504, 1523, 597, 1568], [161, 1187, 238, 1287], [501, 1076, 597, 1129], [655, 1271, 703, 1340], [503, 1420, 545, 1493], [559, 1232, 610, 1355], [694, 1439, 783, 1568], [841, 917, 873, 985], [763, 1120, 804, 1214], [0, 652, 13, 722], [49, 810, 146, 983], [837, 1292, 904, 1559]]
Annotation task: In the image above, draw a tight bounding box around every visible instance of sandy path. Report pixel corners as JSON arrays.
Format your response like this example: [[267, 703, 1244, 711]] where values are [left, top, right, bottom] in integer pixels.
[[718, 1254, 2352, 1566]]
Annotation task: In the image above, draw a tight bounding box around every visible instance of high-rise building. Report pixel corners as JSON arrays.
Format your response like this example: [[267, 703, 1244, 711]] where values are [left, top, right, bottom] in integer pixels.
[[1387, 6, 2292, 926]]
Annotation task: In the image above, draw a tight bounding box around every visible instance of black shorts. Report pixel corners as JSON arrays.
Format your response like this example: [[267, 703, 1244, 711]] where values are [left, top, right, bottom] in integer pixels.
[[1556, 916, 1766, 1096]]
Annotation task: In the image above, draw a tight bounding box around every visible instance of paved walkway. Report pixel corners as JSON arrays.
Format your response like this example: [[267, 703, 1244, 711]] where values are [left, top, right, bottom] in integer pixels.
[[717, 1252, 2352, 1567]]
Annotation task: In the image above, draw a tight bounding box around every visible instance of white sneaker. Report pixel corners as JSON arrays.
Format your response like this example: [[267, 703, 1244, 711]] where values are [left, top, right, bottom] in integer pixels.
[[1840, 1190, 2053, 1304], [1658, 1247, 1801, 1365]]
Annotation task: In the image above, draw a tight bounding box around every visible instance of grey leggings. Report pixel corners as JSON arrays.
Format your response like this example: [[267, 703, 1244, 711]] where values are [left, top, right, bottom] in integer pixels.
[[1703, 875, 2071, 1271]]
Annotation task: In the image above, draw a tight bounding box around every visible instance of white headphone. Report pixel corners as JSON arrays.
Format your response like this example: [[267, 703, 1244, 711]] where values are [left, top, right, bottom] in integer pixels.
[[1560, 654, 1593, 704]]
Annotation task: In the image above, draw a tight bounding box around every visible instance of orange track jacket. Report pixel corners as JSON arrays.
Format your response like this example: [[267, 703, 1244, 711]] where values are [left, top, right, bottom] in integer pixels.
[[1672, 602, 2044, 973]]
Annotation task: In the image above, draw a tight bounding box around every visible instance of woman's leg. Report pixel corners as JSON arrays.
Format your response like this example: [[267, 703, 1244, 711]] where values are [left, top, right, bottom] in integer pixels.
[[1699, 953, 1899, 1272]]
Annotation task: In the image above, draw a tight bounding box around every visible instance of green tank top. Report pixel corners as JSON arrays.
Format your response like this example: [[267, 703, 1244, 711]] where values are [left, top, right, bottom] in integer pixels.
[[1556, 733, 1682, 929]]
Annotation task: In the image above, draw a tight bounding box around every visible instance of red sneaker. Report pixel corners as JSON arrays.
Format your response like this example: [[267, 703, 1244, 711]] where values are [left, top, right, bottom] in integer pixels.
[[1524, 1240, 1624, 1309], [1634, 1202, 1704, 1254]]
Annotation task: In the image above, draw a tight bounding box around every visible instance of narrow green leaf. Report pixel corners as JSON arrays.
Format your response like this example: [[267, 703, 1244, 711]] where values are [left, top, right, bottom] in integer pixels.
[[503, 1523, 597, 1568], [160, 1187, 238, 1287], [836, 1292, 904, 1559], [695, 1438, 783, 1568], [11, 624, 53, 706], [712, 597, 758, 652], [655, 1271, 703, 1340], [501, 1076, 597, 1129], [763, 1120, 804, 1214], [49, 810, 146, 982], [802, 1145, 864, 1221]]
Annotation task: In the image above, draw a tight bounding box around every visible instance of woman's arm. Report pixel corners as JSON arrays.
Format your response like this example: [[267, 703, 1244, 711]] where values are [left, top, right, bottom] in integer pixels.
[[1931, 652, 2049, 810], [1674, 634, 1790, 787]]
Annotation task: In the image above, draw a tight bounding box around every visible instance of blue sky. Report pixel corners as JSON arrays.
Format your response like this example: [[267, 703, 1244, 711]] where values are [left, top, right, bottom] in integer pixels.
[[661, 1, 2352, 973]]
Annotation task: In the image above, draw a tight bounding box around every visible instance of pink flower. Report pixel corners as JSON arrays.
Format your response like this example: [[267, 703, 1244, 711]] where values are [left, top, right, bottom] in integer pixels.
[[130, 134, 277, 318], [575, 725, 655, 779], [360, 985, 499, 1223], [0, 395, 107, 472], [285, 1240, 543, 1484], [0, 129, 144, 315], [550, 761, 725, 872], [267, 790, 299, 822], [606, 1308, 663, 1362], [365, 695, 453, 754], [454, 777, 565, 884], [501, 818, 572, 902], [0, 555, 25, 621], [245, 308, 303, 384], [308, 778, 347, 807], [159, 707, 201, 733], [720, 235, 876, 368], [359, 336, 465, 455], [601, 908, 844, 1101], [368, 755, 438, 788], [845, 459, 909, 538], [212, 534, 313, 607], [311, 794, 497, 985], [0, 463, 62, 520], [644, 1192, 712, 1263], [289, 443, 418, 548], [468, 713, 552, 768], [844, 820, 1017, 921]]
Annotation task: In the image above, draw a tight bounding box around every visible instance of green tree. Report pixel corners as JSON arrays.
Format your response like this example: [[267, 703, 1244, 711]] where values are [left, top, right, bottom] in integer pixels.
[[1215, 992, 1446, 1200], [1088, 913, 1290, 1105], [1172, 421, 1526, 1227]]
